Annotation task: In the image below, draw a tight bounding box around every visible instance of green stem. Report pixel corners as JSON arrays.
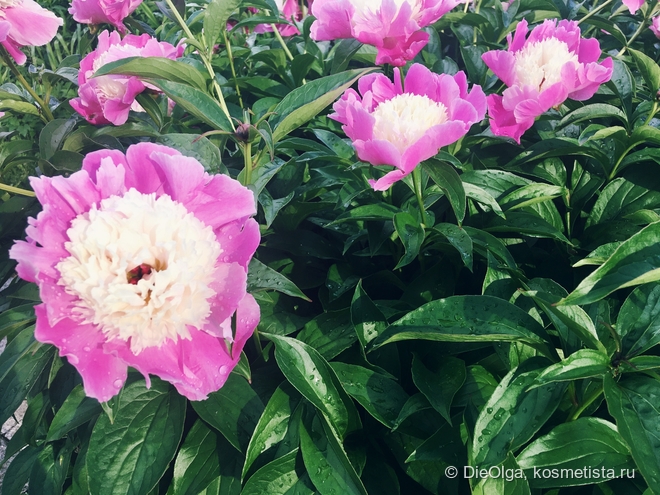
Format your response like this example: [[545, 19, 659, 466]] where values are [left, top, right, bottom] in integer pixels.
[[0, 183, 35, 197], [0, 48, 54, 122], [577, 0, 614, 25], [242, 141, 253, 186], [270, 23, 295, 61], [164, 0, 234, 130], [569, 384, 604, 421], [643, 101, 659, 126], [223, 30, 244, 109], [412, 167, 428, 226], [617, 6, 654, 58]]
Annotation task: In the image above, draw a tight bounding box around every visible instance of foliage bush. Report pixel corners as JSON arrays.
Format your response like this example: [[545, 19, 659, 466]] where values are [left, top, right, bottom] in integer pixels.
[[2, 0, 660, 494]]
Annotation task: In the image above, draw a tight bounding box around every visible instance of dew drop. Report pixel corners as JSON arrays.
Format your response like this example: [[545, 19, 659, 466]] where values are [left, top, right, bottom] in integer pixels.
[[67, 355, 79, 365], [83, 346, 91, 352], [113, 379, 123, 388], [219, 365, 228, 375]]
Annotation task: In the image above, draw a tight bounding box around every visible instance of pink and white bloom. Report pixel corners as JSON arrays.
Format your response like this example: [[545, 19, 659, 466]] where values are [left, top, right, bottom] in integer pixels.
[[482, 19, 613, 143], [622, 0, 644, 14], [70, 30, 184, 126], [651, 15, 660, 38], [10, 143, 261, 402], [254, 0, 306, 36], [0, 0, 62, 65], [331, 63, 486, 190], [310, 0, 464, 66], [69, 0, 143, 33]]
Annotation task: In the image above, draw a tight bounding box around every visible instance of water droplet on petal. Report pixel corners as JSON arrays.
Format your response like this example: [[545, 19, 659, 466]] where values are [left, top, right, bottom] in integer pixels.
[[219, 365, 228, 375], [83, 346, 91, 352], [113, 379, 123, 388], [67, 354, 79, 365]]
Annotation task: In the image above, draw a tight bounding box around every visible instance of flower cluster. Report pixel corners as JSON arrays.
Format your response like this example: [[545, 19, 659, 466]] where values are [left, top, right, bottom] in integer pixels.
[[10, 143, 260, 402], [331, 64, 486, 190], [69, 0, 143, 33], [481, 19, 612, 143], [70, 30, 184, 126], [0, 0, 62, 64], [310, 0, 465, 66]]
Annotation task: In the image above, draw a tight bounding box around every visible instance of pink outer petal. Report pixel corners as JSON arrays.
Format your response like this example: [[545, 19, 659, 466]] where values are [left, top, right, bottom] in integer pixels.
[[310, 0, 354, 40], [482, 49, 516, 87], [652, 17, 660, 39], [82, 149, 128, 181], [2, 0, 62, 47], [0, 21, 9, 41], [150, 152, 207, 203], [354, 139, 402, 169], [29, 171, 100, 224], [213, 218, 260, 269], [487, 94, 531, 144], [622, 0, 644, 14], [9, 241, 60, 284], [401, 120, 468, 173], [373, 30, 429, 67], [107, 293, 259, 401], [123, 142, 181, 194], [206, 262, 248, 327], [369, 169, 407, 191], [1, 38, 26, 64], [34, 304, 128, 403]]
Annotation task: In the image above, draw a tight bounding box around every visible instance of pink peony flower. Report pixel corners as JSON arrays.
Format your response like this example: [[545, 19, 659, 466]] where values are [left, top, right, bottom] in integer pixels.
[[651, 16, 660, 38], [254, 0, 305, 36], [310, 0, 464, 66], [331, 63, 486, 190], [482, 19, 613, 143], [70, 30, 184, 126], [622, 0, 644, 14], [0, 0, 62, 65], [9, 143, 261, 402], [69, 0, 143, 32]]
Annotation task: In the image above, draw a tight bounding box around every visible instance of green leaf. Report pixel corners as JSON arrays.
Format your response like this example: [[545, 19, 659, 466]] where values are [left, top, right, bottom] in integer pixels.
[[573, 241, 621, 267], [241, 449, 310, 495], [605, 374, 660, 494], [242, 383, 301, 480], [46, 384, 102, 441], [434, 223, 473, 271], [585, 178, 660, 229], [39, 118, 77, 161], [204, 0, 241, 50], [192, 373, 264, 454], [330, 203, 401, 224], [423, 159, 466, 224], [486, 211, 570, 244], [0, 100, 39, 116], [473, 454, 530, 495], [95, 57, 209, 91], [29, 442, 73, 495], [617, 284, 660, 357], [411, 355, 465, 425], [157, 133, 224, 173], [299, 414, 368, 495], [498, 183, 566, 211], [350, 281, 388, 347], [270, 68, 377, 143], [393, 212, 425, 269], [297, 310, 356, 360], [264, 333, 349, 438], [561, 221, 660, 306], [558, 103, 628, 128], [516, 417, 634, 488], [147, 79, 233, 132], [0, 326, 54, 425], [369, 295, 554, 358], [330, 363, 408, 428], [530, 349, 610, 389], [464, 183, 505, 218], [87, 378, 186, 495], [472, 361, 566, 468], [2, 446, 40, 495], [629, 48, 660, 92], [247, 258, 311, 301], [169, 420, 241, 495]]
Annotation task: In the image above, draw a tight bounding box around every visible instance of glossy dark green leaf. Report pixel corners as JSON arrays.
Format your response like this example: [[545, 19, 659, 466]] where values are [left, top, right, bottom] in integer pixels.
[[39, 118, 77, 160], [516, 418, 634, 488], [405, 418, 463, 464], [472, 362, 566, 468], [498, 184, 566, 211], [299, 414, 368, 495], [157, 133, 224, 173], [434, 223, 473, 271], [169, 420, 241, 495], [147, 79, 233, 132], [617, 284, 660, 357], [29, 442, 73, 495], [558, 103, 627, 128], [561, 221, 660, 306], [330, 363, 408, 428], [204, 0, 241, 49], [0, 326, 54, 425], [369, 296, 554, 358], [393, 212, 425, 269], [629, 48, 660, 93], [586, 178, 660, 229], [329, 203, 401, 224], [350, 281, 388, 347], [297, 310, 356, 360], [530, 349, 610, 389], [95, 57, 209, 91], [423, 159, 466, 224], [265, 333, 349, 438], [486, 211, 570, 243], [411, 355, 465, 425], [242, 449, 310, 495], [0, 304, 35, 340], [46, 384, 102, 441], [192, 373, 264, 454], [473, 454, 530, 495], [247, 259, 311, 301], [87, 378, 186, 495], [605, 374, 660, 493], [270, 68, 377, 142], [463, 183, 505, 218], [2, 446, 40, 495], [453, 365, 498, 410], [242, 383, 301, 480]]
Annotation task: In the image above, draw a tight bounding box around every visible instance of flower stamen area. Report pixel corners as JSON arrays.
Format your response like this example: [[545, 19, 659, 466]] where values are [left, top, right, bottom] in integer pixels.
[[372, 93, 448, 153], [57, 189, 221, 354], [514, 38, 578, 92]]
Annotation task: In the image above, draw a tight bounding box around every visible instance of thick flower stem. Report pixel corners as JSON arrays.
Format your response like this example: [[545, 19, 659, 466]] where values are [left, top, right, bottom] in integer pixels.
[[577, 0, 614, 25], [223, 30, 244, 109], [242, 141, 253, 186], [617, 5, 657, 58], [569, 384, 603, 421], [164, 0, 235, 130], [270, 23, 295, 61], [0, 47, 54, 122], [412, 167, 428, 227], [0, 183, 36, 197]]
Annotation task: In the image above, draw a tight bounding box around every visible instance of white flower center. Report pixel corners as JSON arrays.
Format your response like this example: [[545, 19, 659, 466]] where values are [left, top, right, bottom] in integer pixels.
[[0, 0, 21, 9], [57, 188, 222, 353], [371, 93, 448, 153], [514, 38, 579, 92], [350, 0, 422, 21]]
